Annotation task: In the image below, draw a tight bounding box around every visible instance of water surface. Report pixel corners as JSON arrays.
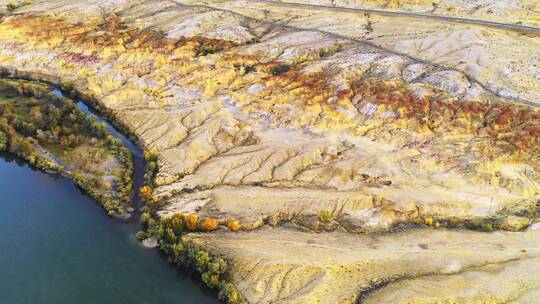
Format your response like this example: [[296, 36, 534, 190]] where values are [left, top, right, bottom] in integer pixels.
[[0, 88, 218, 304]]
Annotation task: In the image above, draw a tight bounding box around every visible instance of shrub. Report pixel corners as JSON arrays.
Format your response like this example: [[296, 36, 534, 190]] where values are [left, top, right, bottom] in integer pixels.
[[135, 231, 146, 240], [482, 223, 494, 231], [248, 37, 260, 44], [244, 65, 256, 74], [201, 218, 219, 231], [270, 64, 291, 75], [318, 210, 332, 223], [185, 214, 199, 231], [197, 45, 223, 56], [6, 2, 17, 11]]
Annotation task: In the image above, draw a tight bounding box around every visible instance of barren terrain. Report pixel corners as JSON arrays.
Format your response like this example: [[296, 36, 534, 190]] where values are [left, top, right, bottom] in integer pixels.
[[0, 0, 539, 302]]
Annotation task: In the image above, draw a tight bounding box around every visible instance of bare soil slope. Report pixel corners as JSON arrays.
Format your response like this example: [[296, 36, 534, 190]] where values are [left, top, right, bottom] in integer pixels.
[[0, 0, 539, 302]]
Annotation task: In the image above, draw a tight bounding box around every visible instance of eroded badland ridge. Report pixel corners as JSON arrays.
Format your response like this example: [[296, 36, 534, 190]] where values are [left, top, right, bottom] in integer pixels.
[[0, 0, 539, 302]]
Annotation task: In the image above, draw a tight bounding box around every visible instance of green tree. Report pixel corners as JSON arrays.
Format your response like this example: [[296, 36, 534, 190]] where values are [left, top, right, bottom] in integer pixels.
[[0, 130, 7, 150], [91, 121, 108, 138]]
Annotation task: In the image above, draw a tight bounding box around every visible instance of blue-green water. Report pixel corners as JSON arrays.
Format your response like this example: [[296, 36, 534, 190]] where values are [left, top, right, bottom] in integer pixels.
[[0, 89, 219, 304]]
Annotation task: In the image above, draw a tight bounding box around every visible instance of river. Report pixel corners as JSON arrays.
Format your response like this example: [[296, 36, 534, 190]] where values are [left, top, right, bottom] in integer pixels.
[[0, 88, 218, 304]]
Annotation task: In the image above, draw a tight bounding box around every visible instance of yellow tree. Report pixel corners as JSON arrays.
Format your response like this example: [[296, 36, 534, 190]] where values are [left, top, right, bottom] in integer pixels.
[[139, 185, 153, 202]]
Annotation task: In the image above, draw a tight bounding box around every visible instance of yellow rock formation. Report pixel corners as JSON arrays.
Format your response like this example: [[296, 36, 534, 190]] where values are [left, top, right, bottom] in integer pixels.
[[0, 0, 539, 302]]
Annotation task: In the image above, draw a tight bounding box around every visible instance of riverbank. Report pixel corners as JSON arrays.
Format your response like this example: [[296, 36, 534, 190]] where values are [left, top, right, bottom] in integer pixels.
[[0, 76, 239, 303], [0, 151, 219, 304], [0, 78, 134, 217]]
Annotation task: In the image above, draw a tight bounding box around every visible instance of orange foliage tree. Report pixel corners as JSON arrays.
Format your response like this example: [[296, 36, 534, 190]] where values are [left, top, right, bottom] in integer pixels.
[[201, 218, 219, 231]]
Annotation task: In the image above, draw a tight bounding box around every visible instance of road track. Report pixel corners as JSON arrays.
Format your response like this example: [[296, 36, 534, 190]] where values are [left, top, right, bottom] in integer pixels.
[[255, 0, 540, 35]]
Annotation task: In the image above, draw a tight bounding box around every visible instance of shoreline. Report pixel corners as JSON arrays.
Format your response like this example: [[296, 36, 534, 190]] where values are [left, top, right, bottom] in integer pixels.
[[0, 150, 220, 303], [0, 73, 238, 303]]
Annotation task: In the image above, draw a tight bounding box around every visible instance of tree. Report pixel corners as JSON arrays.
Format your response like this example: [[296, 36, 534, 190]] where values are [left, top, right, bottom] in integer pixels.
[[218, 282, 240, 304], [201, 218, 219, 231], [144, 160, 157, 185], [140, 212, 151, 224], [139, 185, 153, 202], [202, 272, 220, 288], [185, 214, 199, 231], [194, 250, 211, 273], [208, 258, 227, 275], [0, 130, 7, 150], [226, 219, 241, 232], [170, 213, 185, 234], [0, 103, 14, 115], [12, 118, 35, 136], [166, 227, 177, 243], [171, 242, 186, 264], [91, 121, 108, 138]]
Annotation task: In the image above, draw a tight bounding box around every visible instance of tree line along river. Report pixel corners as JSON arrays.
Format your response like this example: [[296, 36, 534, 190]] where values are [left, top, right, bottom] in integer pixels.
[[0, 87, 218, 304]]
